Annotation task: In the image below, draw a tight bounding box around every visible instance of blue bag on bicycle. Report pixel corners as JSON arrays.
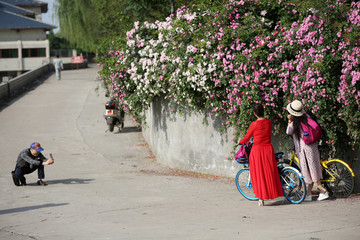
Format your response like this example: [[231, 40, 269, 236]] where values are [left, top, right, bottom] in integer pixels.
[[235, 142, 252, 164]]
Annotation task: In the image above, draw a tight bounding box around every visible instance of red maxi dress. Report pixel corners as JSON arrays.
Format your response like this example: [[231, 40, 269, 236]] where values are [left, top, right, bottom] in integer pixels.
[[239, 119, 283, 200]]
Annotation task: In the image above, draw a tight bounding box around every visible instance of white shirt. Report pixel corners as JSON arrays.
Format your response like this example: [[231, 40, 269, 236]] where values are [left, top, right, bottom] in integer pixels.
[[53, 58, 63, 70]]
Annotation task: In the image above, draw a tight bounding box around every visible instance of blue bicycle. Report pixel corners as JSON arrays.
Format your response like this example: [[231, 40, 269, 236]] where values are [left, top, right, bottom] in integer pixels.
[[235, 144, 307, 204]]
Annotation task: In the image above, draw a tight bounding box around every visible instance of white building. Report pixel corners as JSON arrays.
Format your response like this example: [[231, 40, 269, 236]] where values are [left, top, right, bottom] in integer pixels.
[[0, 0, 55, 80]]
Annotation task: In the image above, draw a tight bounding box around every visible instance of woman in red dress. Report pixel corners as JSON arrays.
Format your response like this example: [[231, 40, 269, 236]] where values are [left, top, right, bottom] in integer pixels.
[[239, 103, 283, 206]]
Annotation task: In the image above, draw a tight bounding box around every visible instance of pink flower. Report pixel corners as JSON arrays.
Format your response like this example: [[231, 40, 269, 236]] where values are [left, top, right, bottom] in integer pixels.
[[318, 36, 324, 45]]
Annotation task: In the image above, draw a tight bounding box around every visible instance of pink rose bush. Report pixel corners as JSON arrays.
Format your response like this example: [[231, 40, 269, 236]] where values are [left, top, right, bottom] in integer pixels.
[[99, 0, 360, 152]]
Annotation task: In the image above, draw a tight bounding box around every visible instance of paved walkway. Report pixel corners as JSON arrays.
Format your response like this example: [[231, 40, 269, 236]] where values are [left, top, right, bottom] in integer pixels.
[[0, 65, 359, 240]]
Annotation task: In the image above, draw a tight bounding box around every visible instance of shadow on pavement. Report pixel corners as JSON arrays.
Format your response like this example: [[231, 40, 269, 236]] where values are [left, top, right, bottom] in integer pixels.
[[115, 126, 142, 134], [266, 198, 292, 206], [0, 203, 68, 215], [44, 178, 94, 185]]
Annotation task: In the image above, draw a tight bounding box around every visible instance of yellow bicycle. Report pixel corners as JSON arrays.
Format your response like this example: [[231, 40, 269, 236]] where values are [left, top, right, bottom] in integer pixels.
[[279, 146, 355, 198]]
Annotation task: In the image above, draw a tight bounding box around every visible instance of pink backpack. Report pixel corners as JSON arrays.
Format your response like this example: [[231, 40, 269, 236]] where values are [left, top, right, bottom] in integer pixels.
[[301, 118, 322, 145], [235, 142, 252, 164]]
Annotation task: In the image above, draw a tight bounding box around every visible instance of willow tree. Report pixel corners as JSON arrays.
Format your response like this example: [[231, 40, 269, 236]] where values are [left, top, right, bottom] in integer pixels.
[[55, 0, 100, 52], [55, 0, 227, 52]]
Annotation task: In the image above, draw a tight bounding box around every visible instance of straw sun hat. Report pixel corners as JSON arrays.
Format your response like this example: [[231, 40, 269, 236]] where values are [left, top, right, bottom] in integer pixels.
[[286, 100, 304, 116]]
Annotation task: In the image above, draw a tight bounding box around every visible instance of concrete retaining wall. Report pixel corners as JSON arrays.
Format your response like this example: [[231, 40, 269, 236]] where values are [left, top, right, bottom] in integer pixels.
[[0, 82, 9, 100], [0, 63, 52, 100], [143, 96, 241, 177]]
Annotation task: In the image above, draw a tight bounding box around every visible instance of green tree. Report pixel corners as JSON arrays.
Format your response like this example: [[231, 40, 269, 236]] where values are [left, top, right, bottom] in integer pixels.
[[56, 0, 104, 52], [47, 30, 59, 49], [47, 30, 72, 50]]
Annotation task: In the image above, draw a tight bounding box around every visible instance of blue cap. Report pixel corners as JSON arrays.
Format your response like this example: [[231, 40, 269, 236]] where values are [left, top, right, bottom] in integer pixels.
[[30, 142, 44, 152]]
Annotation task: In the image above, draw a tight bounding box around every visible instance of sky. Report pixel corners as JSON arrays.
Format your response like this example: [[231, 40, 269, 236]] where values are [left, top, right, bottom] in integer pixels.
[[41, 0, 60, 33]]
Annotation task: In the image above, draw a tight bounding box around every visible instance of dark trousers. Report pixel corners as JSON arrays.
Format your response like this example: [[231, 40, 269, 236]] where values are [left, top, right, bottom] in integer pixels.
[[15, 163, 45, 184]]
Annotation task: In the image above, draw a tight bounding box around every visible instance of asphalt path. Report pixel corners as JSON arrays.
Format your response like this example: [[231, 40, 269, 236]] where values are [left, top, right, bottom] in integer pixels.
[[0, 65, 359, 240]]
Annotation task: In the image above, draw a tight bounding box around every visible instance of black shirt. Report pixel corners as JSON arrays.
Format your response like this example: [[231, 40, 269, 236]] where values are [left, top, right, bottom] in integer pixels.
[[16, 148, 47, 169]]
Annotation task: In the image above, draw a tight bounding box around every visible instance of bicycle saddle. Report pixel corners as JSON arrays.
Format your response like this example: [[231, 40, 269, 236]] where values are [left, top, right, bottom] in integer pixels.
[[275, 152, 284, 160]]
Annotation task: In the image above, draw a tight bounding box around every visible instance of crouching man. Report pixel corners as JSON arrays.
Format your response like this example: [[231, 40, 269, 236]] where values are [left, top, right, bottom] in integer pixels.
[[11, 142, 54, 186]]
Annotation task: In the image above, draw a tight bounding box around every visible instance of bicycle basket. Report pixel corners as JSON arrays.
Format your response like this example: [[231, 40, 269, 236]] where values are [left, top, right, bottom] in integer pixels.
[[235, 156, 249, 164]]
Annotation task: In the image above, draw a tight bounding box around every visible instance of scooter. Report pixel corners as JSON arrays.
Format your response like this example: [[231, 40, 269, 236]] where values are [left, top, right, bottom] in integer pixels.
[[104, 99, 124, 132]]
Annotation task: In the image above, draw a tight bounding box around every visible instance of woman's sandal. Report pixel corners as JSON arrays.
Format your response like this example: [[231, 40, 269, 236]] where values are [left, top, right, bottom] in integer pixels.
[[258, 199, 264, 206]]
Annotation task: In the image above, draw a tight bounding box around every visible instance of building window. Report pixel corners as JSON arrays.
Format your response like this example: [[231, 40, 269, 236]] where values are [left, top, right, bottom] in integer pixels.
[[22, 48, 46, 57], [0, 49, 18, 58]]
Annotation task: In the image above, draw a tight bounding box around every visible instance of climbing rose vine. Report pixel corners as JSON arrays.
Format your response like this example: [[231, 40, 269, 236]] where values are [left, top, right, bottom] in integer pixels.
[[98, 0, 360, 152]]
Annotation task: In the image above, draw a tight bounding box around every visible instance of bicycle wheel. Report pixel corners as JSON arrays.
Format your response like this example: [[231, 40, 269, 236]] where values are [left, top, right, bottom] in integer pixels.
[[280, 167, 306, 204], [277, 158, 301, 172], [235, 168, 258, 201], [323, 160, 354, 198]]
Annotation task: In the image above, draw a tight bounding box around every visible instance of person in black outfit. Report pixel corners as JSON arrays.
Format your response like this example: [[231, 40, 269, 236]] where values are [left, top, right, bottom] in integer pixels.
[[11, 142, 54, 186]]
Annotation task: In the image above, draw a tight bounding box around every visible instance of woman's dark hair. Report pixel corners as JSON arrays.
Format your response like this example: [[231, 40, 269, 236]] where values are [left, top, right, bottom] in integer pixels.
[[253, 103, 264, 117], [292, 115, 310, 140]]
